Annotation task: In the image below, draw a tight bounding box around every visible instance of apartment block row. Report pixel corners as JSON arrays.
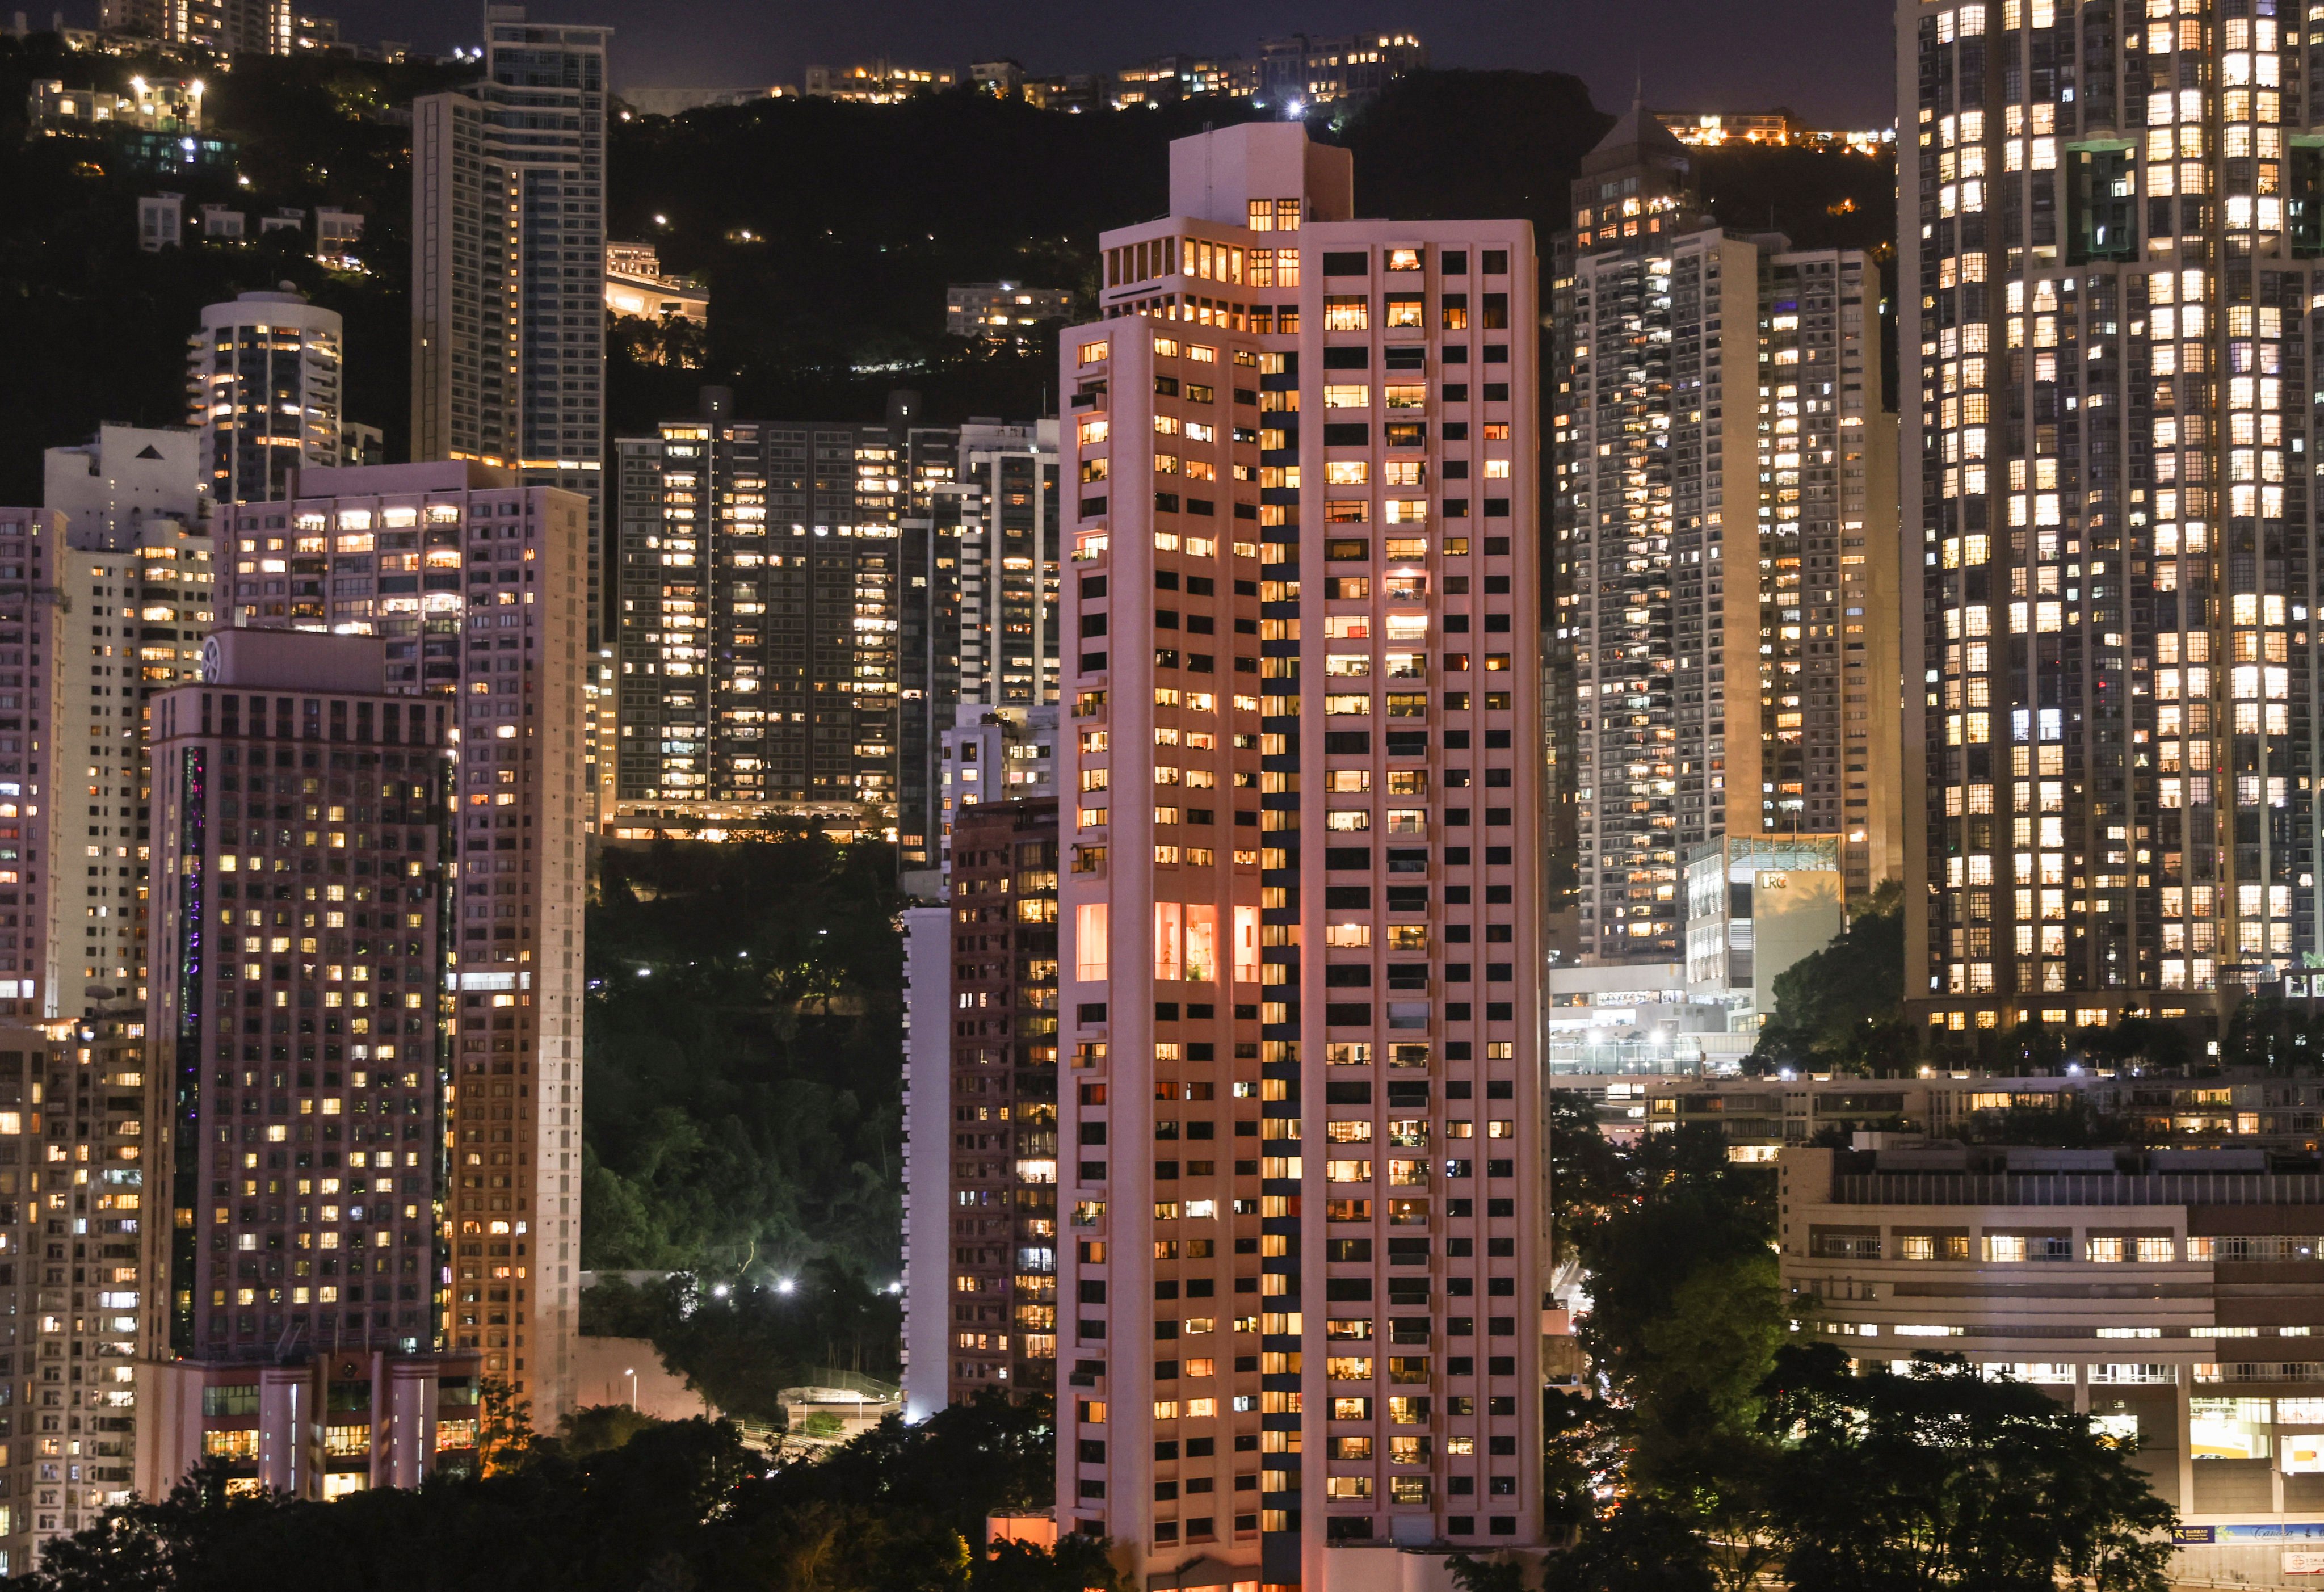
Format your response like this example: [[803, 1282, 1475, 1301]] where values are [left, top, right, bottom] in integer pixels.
[[0, 439, 590, 1570], [0, 7, 619, 1572], [800, 32, 1426, 114], [1548, 106, 1905, 992]]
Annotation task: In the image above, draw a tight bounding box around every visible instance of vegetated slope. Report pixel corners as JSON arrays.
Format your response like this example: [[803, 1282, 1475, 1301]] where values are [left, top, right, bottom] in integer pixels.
[[0, 35, 462, 500], [0, 41, 1892, 495], [581, 837, 905, 1279]]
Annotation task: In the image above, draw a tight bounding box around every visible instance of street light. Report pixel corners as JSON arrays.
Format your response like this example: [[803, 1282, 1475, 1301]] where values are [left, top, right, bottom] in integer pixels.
[[625, 1367, 638, 1408]]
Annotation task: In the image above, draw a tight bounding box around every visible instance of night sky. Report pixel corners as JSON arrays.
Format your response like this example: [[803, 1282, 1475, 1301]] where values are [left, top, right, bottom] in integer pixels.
[[53, 0, 1899, 125]]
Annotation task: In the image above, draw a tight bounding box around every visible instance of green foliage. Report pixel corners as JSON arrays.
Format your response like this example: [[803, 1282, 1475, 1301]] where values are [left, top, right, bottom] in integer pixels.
[[0, 45, 1898, 505], [1695, 145, 1901, 255], [582, 837, 905, 1280], [553, 1403, 665, 1459], [2080, 1011, 2200, 1072], [1446, 1549, 1537, 1592], [1760, 1344, 2177, 1592], [603, 86, 1264, 434], [474, 1379, 536, 1477], [1554, 1109, 1774, 1401], [1537, 1502, 1717, 1592], [1953, 1093, 2138, 1147], [2220, 995, 2324, 1073], [20, 1396, 1106, 1592], [578, 1267, 902, 1421], [1337, 70, 1609, 236], [1546, 1089, 1630, 1260], [1749, 879, 1912, 1076], [1550, 1111, 2176, 1590], [1550, 1101, 1781, 1573]]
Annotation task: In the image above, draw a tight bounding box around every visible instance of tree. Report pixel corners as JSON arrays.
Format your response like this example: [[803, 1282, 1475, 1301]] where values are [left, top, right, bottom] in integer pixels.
[[1548, 1089, 1630, 1258], [476, 1378, 537, 1477], [2081, 1012, 2198, 1073], [2220, 995, 2324, 1073], [1750, 880, 1909, 1076], [1549, 1109, 1781, 1584], [1536, 1502, 1717, 1592], [1759, 1344, 2176, 1592], [1566, 1121, 1774, 1395], [18, 1403, 1103, 1592], [583, 837, 909, 1286]]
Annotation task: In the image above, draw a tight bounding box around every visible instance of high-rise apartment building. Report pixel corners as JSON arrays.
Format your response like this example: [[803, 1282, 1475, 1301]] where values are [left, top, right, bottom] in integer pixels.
[[1897, 0, 2321, 1023], [1054, 123, 1543, 1581], [218, 460, 587, 1425], [610, 397, 928, 842], [0, 511, 65, 1027], [898, 796, 1061, 1417], [900, 421, 1061, 872], [0, 1019, 154, 1569], [136, 629, 481, 1502], [43, 426, 204, 550], [411, 5, 610, 650], [189, 291, 343, 508], [6, 432, 211, 1559], [947, 284, 1077, 350], [0, 510, 146, 1568], [900, 898, 952, 1421], [41, 428, 217, 1023], [1550, 109, 1902, 968], [901, 473, 964, 874], [956, 422, 1063, 717], [932, 708, 1060, 876]]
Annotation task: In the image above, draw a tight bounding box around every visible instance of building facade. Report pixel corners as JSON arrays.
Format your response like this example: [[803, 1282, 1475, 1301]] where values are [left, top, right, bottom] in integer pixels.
[[0, 511, 66, 1027], [1569, 1068, 2324, 1156], [900, 420, 1061, 872], [411, 6, 610, 651], [99, 0, 289, 53], [0, 1020, 153, 1570], [611, 396, 945, 842], [48, 495, 216, 1024], [135, 630, 480, 1502], [188, 292, 343, 509], [930, 708, 1059, 883], [217, 461, 587, 1426], [1551, 108, 1901, 970], [1054, 123, 1544, 1583], [900, 901, 952, 1420], [0, 435, 215, 1558], [1896, 0, 2324, 1026], [947, 284, 1075, 349], [1256, 33, 1426, 106], [955, 422, 1062, 715], [898, 796, 1061, 1413], [1783, 1138, 2324, 1587]]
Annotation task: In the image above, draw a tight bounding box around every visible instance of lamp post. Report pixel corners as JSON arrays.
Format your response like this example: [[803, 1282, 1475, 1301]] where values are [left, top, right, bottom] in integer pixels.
[[625, 1367, 638, 1409]]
